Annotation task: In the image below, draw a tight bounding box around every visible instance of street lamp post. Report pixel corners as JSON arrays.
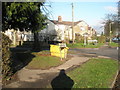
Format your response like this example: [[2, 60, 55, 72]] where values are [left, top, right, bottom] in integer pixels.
[[83, 33, 88, 47], [47, 23, 49, 44], [84, 36, 86, 46], [109, 21, 114, 44]]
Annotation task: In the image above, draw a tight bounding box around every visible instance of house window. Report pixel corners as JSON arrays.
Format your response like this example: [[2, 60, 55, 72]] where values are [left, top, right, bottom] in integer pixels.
[[80, 27, 85, 31]]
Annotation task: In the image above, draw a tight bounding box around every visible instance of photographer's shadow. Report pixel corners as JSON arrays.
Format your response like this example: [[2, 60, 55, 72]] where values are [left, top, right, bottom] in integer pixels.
[[51, 69, 74, 90]]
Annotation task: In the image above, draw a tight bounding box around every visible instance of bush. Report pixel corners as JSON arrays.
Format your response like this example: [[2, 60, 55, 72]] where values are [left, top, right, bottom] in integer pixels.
[[2, 33, 13, 83], [75, 34, 84, 43], [91, 35, 97, 40], [91, 35, 106, 43], [98, 36, 106, 43], [64, 37, 70, 44]]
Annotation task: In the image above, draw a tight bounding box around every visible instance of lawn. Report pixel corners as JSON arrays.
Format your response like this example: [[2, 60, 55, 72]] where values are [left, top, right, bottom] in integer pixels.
[[26, 51, 69, 69], [109, 42, 118, 47], [67, 43, 104, 48], [67, 58, 118, 88]]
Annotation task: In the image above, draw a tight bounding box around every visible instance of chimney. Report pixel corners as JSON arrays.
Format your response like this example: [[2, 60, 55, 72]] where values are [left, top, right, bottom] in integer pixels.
[[58, 16, 62, 22]]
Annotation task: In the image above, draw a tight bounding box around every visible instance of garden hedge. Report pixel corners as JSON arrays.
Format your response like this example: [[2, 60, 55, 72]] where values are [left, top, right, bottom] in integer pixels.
[[2, 33, 13, 83]]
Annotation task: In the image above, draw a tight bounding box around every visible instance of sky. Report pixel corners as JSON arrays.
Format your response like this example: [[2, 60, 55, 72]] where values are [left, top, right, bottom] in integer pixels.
[[44, 0, 118, 34]]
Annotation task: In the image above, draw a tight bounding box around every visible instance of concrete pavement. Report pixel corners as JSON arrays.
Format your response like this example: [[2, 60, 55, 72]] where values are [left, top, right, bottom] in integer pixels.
[[4, 55, 90, 88]]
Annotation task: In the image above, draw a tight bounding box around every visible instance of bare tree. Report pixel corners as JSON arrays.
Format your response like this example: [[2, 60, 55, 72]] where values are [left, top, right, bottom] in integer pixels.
[[103, 13, 118, 37]]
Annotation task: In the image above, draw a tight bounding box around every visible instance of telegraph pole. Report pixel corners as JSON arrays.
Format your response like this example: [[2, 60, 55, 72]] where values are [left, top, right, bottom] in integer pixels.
[[72, 3, 74, 43]]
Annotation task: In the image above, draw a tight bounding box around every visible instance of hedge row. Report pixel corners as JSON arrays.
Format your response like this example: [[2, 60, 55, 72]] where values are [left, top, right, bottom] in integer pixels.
[[2, 33, 13, 83]]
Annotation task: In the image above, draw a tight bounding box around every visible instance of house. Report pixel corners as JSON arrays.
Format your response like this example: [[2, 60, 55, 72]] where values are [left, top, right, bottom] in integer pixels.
[[39, 16, 72, 42], [39, 16, 96, 42], [3, 29, 31, 45], [4, 16, 97, 45]]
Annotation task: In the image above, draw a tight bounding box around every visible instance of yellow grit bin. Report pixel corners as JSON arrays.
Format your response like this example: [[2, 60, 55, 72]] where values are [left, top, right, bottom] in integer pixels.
[[50, 45, 69, 58]]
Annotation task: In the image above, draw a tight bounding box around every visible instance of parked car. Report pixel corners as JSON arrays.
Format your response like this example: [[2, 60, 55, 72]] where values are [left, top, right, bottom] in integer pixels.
[[112, 37, 120, 43]]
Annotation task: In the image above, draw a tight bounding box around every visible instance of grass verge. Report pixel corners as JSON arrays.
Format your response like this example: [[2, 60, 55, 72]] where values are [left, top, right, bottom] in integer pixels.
[[26, 51, 70, 69], [67, 43, 104, 48], [67, 58, 118, 88], [109, 42, 118, 47]]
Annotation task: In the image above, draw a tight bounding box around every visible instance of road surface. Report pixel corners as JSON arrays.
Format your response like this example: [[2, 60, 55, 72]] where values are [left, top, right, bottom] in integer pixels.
[[70, 47, 119, 60]]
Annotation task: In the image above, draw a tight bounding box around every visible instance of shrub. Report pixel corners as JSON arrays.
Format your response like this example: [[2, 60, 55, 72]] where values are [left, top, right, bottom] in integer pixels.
[[75, 34, 84, 43], [2, 33, 13, 83], [64, 37, 70, 44], [98, 36, 106, 43], [91, 35, 106, 43], [91, 35, 97, 40]]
